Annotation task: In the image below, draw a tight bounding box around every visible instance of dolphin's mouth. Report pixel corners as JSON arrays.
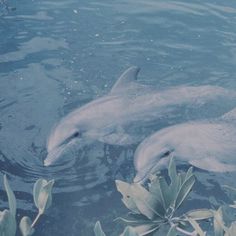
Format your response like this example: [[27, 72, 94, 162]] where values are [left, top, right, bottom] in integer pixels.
[[44, 145, 66, 166], [133, 152, 173, 183]]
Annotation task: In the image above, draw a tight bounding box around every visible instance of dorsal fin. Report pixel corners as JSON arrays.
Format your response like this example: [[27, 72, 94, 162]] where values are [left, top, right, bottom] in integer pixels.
[[110, 66, 140, 94], [221, 108, 236, 121]]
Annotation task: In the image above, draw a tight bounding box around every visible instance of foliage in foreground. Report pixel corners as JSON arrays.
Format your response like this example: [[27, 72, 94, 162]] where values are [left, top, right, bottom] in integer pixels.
[[0, 175, 54, 236], [95, 158, 236, 236]]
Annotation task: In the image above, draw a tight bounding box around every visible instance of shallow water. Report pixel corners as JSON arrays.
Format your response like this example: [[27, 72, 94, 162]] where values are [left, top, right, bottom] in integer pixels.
[[1, 0, 236, 235]]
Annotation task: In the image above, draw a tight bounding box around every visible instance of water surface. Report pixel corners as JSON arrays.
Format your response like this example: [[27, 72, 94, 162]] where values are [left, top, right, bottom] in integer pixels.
[[1, 0, 236, 235]]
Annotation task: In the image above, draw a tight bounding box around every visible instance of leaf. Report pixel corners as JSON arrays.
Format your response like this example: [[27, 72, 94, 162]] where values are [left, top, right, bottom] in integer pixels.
[[187, 217, 206, 236], [131, 183, 165, 219], [227, 222, 236, 236], [213, 208, 225, 236], [33, 179, 54, 214], [167, 226, 177, 236], [167, 159, 182, 206], [174, 175, 195, 209], [3, 175, 16, 217], [115, 216, 162, 226], [168, 157, 177, 186], [116, 180, 140, 214], [33, 179, 44, 209], [185, 167, 193, 180], [158, 177, 170, 209], [120, 226, 139, 236], [185, 209, 214, 220], [148, 176, 166, 208], [94, 221, 106, 236], [0, 209, 17, 236], [133, 223, 161, 236], [19, 216, 35, 236]]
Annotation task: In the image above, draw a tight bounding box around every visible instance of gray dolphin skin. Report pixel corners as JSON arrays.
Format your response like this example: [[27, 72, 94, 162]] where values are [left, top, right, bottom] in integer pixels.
[[45, 66, 236, 166], [133, 108, 236, 183]]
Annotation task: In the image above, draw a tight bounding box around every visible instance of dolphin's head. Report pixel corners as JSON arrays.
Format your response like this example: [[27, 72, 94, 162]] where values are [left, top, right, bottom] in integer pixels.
[[44, 120, 83, 166], [133, 131, 175, 183]]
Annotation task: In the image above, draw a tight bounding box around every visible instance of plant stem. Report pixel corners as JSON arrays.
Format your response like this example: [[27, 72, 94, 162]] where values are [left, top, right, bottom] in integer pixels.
[[31, 212, 42, 228]]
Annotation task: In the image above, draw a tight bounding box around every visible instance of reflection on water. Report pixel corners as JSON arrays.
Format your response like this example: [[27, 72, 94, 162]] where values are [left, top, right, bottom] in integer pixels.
[[1, 0, 236, 235]]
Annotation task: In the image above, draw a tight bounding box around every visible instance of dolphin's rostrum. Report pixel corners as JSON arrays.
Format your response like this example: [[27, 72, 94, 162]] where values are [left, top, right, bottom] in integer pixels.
[[45, 66, 236, 166]]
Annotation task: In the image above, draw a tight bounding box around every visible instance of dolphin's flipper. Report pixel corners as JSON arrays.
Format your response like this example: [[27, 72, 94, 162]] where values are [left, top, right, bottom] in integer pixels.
[[110, 66, 140, 94], [189, 157, 236, 172]]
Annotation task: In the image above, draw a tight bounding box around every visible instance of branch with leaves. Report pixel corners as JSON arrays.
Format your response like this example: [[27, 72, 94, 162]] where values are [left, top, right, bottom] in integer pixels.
[[94, 158, 236, 236], [0, 175, 54, 236]]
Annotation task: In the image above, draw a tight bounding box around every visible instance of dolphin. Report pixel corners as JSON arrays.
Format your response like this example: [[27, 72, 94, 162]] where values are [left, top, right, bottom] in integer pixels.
[[45, 66, 236, 166], [133, 108, 236, 183]]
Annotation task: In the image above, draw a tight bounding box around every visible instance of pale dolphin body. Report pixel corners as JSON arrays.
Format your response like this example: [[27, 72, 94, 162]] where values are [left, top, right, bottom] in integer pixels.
[[134, 108, 236, 183], [45, 66, 236, 166]]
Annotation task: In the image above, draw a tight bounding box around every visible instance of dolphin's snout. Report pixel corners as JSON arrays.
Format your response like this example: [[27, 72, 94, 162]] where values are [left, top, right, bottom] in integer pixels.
[[44, 157, 51, 167], [44, 145, 65, 166]]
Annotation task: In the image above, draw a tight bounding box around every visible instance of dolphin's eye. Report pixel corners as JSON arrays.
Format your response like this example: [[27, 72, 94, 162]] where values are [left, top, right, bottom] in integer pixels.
[[73, 132, 80, 138], [161, 150, 171, 158]]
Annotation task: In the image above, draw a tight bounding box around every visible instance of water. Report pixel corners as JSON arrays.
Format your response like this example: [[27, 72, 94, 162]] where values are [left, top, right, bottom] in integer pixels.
[[1, 0, 236, 235]]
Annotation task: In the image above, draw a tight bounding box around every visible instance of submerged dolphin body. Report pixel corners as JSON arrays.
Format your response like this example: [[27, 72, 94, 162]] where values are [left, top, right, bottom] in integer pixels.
[[134, 108, 236, 183], [45, 66, 236, 166]]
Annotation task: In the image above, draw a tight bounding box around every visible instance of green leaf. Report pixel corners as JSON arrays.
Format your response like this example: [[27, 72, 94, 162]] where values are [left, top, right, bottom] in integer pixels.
[[94, 221, 106, 236], [185, 167, 193, 180], [185, 209, 214, 220], [167, 226, 177, 236], [167, 159, 182, 206], [120, 226, 139, 236], [187, 217, 206, 236], [158, 177, 170, 209], [131, 183, 165, 219], [33, 179, 54, 214], [168, 157, 177, 186], [115, 180, 140, 214], [3, 175, 16, 217], [19, 216, 35, 236], [174, 175, 195, 209], [0, 209, 17, 236], [148, 176, 167, 208]]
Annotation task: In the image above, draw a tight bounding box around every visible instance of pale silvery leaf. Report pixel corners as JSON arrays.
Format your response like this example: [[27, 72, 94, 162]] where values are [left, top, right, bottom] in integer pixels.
[[185, 209, 214, 220], [174, 175, 195, 209], [148, 176, 167, 209], [213, 208, 225, 236], [94, 221, 106, 236], [0, 209, 16, 236], [115, 180, 141, 214], [133, 223, 160, 236], [120, 226, 139, 236], [158, 177, 170, 210], [3, 175, 16, 217], [33, 179, 54, 214], [187, 217, 206, 236], [19, 216, 35, 236], [168, 157, 177, 187], [131, 183, 165, 219], [168, 158, 180, 205], [227, 222, 236, 236]]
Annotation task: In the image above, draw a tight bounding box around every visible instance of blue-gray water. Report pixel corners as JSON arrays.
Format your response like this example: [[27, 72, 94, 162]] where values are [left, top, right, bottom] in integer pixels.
[[1, 0, 236, 235]]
